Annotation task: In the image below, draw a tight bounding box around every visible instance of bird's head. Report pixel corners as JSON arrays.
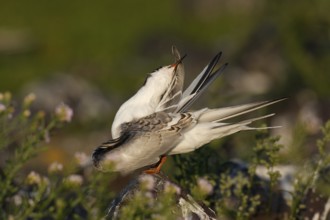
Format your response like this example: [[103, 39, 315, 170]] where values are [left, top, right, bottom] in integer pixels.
[[141, 47, 186, 100]]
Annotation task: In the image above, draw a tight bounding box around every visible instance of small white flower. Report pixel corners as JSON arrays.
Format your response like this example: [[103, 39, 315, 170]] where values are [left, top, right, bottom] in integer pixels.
[[44, 130, 50, 143], [65, 174, 83, 186], [197, 177, 213, 195], [4, 92, 11, 101], [26, 171, 42, 185], [74, 152, 90, 167], [164, 181, 181, 194], [55, 103, 73, 122], [23, 93, 36, 106], [139, 174, 156, 190], [13, 194, 22, 206], [42, 176, 50, 186], [48, 162, 63, 173], [0, 103, 5, 113], [23, 109, 31, 117], [28, 199, 35, 206], [144, 191, 153, 199]]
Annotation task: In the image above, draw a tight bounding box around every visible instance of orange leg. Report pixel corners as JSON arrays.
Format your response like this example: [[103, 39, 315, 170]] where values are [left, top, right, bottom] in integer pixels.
[[144, 156, 167, 174]]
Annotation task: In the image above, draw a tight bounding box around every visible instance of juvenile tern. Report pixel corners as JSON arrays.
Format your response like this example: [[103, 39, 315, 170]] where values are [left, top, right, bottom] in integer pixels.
[[92, 47, 283, 175]]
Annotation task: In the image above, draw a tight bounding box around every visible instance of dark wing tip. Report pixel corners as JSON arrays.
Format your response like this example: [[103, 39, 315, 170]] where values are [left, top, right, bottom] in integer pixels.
[[215, 62, 228, 73], [91, 135, 129, 168], [216, 51, 223, 58], [92, 147, 104, 168]]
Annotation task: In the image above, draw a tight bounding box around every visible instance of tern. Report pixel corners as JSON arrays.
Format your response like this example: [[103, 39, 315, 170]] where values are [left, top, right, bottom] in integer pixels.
[[92, 47, 283, 175]]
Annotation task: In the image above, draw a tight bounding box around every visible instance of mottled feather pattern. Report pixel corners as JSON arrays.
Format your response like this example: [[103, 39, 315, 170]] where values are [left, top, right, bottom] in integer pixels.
[[120, 112, 173, 133]]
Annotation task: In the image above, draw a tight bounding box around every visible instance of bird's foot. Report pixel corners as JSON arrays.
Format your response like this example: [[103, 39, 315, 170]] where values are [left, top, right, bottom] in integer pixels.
[[144, 156, 167, 174]]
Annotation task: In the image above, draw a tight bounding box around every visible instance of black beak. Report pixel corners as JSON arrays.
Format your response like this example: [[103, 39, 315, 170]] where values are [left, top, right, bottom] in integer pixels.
[[171, 54, 187, 70]]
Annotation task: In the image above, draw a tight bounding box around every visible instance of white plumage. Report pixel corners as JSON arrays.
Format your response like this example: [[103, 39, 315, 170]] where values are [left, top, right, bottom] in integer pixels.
[[92, 47, 283, 175]]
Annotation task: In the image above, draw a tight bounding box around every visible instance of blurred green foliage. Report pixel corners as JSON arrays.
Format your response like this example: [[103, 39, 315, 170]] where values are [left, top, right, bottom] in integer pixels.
[[0, 93, 114, 219], [1, 0, 328, 97]]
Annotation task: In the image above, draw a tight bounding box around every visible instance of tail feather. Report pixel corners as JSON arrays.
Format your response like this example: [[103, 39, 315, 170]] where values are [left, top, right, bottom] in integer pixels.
[[168, 113, 281, 155], [233, 113, 281, 130], [199, 98, 285, 123], [244, 125, 282, 130], [225, 113, 275, 126], [208, 113, 277, 141]]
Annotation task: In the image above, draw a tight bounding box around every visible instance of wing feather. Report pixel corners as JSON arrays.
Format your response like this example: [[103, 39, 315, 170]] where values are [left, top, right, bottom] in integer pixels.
[[176, 53, 227, 113]]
